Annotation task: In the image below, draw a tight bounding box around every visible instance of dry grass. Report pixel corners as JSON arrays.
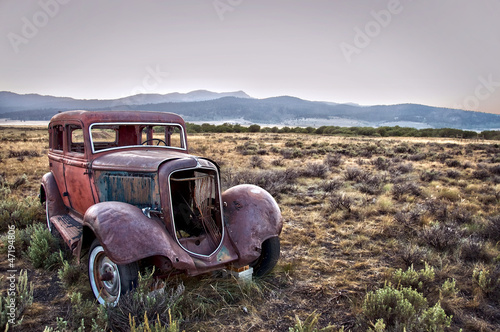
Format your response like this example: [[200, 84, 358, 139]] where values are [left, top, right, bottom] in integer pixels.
[[1, 127, 500, 331]]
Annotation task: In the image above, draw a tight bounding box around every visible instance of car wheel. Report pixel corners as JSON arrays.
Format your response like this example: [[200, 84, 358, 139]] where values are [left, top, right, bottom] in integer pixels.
[[88, 239, 138, 305], [250, 237, 280, 277]]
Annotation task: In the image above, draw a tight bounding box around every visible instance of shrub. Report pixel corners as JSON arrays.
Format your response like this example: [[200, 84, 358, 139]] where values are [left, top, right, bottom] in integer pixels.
[[249, 155, 264, 169], [472, 266, 496, 296], [445, 159, 461, 168], [288, 312, 336, 332], [392, 181, 422, 200], [7, 149, 40, 159], [344, 167, 368, 182], [320, 178, 344, 193], [301, 162, 328, 178], [357, 175, 383, 195], [0, 270, 33, 330], [129, 311, 180, 332], [490, 164, 500, 175], [389, 162, 414, 176], [57, 254, 84, 289], [107, 270, 184, 332], [473, 168, 490, 180], [423, 199, 449, 223], [329, 193, 354, 213], [10, 174, 28, 189], [437, 188, 461, 202], [63, 291, 108, 331], [280, 148, 303, 159], [271, 158, 285, 167], [323, 153, 343, 168], [235, 142, 258, 155], [448, 206, 473, 224], [222, 168, 298, 197], [420, 170, 440, 182], [361, 284, 451, 332], [440, 279, 459, 299], [27, 223, 62, 269], [408, 153, 427, 162], [484, 215, 500, 241], [391, 263, 435, 290], [421, 223, 461, 252], [0, 224, 37, 256], [371, 157, 391, 171], [446, 169, 461, 179], [0, 196, 44, 232], [459, 236, 488, 262], [394, 206, 425, 227], [399, 244, 428, 269]]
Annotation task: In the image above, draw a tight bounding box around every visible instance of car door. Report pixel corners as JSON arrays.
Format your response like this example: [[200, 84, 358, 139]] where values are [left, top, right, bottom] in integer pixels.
[[63, 123, 95, 215], [48, 122, 70, 207]]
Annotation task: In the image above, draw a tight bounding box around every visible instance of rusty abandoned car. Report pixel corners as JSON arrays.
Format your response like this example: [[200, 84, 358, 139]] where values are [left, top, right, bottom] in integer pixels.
[[40, 110, 282, 305]]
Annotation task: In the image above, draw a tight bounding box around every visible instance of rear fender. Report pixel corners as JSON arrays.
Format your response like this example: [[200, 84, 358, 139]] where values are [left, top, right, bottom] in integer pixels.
[[222, 184, 282, 266], [82, 202, 193, 270], [40, 172, 67, 217]]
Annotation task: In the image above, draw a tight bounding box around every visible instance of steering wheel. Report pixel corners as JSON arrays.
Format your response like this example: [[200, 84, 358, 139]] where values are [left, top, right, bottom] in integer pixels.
[[141, 138, 167, 146]]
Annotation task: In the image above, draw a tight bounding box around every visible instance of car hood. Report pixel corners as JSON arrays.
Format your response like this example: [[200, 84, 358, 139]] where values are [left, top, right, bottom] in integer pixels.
[[91, 149, 198, 172]]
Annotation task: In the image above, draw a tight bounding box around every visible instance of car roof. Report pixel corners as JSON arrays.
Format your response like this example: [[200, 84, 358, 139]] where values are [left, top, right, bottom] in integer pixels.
[[49, 110, 185, 126]]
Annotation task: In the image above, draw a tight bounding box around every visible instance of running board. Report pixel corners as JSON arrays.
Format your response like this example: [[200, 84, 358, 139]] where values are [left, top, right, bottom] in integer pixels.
[[51, 213, 82, 252]]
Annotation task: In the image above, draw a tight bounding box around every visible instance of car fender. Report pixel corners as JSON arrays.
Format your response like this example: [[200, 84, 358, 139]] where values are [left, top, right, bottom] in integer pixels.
[[40, 172, 66, 217], [82, 201, 194, 270], [222, 184, 282, 266]]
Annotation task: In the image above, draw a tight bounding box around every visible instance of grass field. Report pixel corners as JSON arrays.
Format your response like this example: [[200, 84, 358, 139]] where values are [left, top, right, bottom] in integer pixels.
[[1, 126, 499, 331]]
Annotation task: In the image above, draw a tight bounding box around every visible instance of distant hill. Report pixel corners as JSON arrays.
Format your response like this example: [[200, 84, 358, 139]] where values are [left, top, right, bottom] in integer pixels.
[[0, 90, 251, 113], [1, 91, 499, 130]]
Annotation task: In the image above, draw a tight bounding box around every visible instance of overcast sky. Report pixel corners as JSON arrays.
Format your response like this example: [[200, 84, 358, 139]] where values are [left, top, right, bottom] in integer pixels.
[[1, 0, 499, 114]]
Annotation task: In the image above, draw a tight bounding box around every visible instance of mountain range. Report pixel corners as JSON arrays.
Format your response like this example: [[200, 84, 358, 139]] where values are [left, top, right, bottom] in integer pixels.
[[1, 90, 499, 130]]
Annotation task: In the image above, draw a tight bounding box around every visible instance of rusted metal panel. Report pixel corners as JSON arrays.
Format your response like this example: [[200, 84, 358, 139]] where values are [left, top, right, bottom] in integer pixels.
[[94, 171, 160, 210], [53, 214, 82, 251], [64, 159, 94, 215], [83, 202, 194, 269], [41, 172, 68, 218], [222, 184, 283, 265], [91, 150, 190, 172]]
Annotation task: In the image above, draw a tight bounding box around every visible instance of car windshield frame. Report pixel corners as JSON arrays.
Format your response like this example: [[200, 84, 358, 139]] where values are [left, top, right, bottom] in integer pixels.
[[89, 122, 187, 154]]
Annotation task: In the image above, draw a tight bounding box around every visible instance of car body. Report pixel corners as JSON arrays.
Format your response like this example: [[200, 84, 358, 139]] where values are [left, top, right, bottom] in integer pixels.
[[40, 110, 282, 305]]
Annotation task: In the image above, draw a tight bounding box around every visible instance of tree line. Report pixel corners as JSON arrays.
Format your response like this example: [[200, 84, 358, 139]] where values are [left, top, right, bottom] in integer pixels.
[[185, 122, 500, 140]]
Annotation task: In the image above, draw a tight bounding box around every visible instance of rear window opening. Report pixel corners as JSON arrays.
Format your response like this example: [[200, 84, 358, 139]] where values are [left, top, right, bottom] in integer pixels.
[[170, 169, 223, 256]]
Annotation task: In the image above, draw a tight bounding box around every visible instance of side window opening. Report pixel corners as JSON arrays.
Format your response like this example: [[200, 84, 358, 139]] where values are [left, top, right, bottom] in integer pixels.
[[51, 125, 64, 151], [69, 125, 84, 154]]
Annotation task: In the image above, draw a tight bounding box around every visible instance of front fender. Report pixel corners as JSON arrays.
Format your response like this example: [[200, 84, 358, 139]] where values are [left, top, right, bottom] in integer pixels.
[[222, 184, 282, 265], [83, 202, 193, 270]]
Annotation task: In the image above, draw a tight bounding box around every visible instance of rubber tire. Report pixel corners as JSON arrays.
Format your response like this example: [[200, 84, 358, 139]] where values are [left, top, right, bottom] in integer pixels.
[[88, 239, 138, 306], [250, 237, 280, 277]]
